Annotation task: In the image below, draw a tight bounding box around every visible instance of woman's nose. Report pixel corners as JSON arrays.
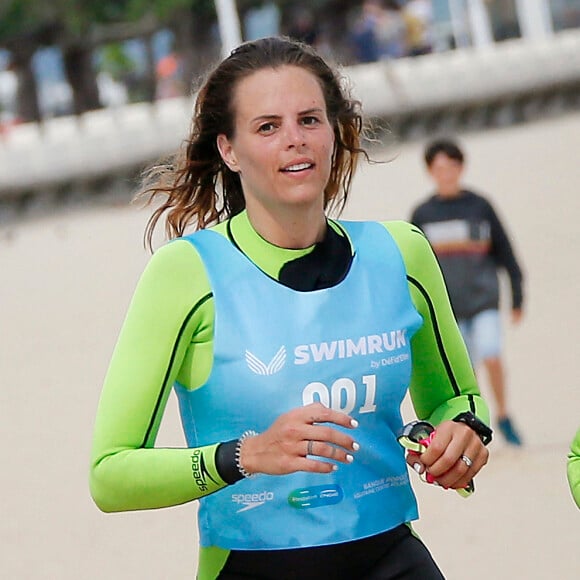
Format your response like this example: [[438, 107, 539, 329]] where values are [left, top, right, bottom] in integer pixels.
[[283, 122, 306, 148]]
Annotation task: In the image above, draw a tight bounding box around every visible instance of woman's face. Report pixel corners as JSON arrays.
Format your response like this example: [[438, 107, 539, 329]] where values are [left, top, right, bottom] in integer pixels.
[[217, 65, 335, 218]]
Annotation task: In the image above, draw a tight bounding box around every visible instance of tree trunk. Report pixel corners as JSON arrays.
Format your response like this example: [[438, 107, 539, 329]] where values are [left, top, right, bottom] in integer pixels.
[[172, 6, 220, 94], [62, 44, 101, 115], [142, 32, 157, 103], [10, 45, 42, 123]]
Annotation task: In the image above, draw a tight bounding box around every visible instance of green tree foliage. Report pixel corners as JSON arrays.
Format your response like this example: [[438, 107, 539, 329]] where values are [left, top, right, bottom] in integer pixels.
[[0, 0, 360, 121]]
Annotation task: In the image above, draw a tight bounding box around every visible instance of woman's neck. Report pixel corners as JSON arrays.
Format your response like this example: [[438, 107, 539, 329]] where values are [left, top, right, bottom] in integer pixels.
[[245, 204, 327, 249]]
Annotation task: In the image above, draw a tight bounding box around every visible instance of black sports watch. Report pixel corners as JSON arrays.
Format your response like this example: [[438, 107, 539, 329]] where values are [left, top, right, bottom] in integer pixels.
[[452, 412, 493, 446]]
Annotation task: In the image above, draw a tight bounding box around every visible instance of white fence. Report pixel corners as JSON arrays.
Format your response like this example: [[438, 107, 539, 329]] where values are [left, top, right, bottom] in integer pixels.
[[348, 28, 580, 117], [1, 28, 580, 195]]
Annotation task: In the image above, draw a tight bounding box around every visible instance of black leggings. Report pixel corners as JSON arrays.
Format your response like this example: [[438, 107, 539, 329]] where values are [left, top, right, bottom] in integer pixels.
[[217, 524, 445, 579]]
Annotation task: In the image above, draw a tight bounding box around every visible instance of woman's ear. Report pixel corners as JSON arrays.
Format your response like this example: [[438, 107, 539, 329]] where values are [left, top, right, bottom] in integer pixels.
[[216, 134, 239, 172]]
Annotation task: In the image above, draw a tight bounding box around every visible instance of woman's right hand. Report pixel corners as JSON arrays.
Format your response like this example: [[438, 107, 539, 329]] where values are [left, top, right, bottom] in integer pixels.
[[239, 403, 360, 475]]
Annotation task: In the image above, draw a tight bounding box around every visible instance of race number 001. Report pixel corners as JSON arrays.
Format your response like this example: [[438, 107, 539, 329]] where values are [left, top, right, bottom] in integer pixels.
[[302, 375, 377, 414]]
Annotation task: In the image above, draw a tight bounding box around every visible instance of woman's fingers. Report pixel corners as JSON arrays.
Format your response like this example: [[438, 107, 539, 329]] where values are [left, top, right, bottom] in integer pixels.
[[430, 444, 488, 490], [305, 439, 356, 463], [241, 403, 359, 476], [303, 423, 359, 454], [302, 402, 359, 430], [415, 421, 489, 490]]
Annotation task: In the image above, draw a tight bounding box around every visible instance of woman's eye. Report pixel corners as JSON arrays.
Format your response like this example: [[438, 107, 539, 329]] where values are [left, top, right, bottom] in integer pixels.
[[301, 116, 320, 126], [258, 122, 276, 133]]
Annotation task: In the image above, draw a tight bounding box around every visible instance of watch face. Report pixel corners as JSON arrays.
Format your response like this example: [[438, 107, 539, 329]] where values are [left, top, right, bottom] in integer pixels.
[[401, 420, 434, 442], [398, 420, 435, 452]]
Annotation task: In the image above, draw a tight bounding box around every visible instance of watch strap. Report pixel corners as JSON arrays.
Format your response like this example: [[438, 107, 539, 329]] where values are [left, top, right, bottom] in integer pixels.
[[452, 412, 493, 446]]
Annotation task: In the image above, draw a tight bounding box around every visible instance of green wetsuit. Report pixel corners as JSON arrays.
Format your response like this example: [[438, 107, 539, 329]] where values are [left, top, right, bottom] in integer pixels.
[[568, 427, 580, 508], [90, 211, 489, 578]]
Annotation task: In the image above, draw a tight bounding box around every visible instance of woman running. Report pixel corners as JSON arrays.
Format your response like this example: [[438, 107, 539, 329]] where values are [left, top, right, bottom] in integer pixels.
[[90, 36, 492, 579]]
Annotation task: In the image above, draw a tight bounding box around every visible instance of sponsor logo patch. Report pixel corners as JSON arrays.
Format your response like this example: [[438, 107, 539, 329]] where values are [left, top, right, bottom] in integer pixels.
[[288, 484, 343, 509]]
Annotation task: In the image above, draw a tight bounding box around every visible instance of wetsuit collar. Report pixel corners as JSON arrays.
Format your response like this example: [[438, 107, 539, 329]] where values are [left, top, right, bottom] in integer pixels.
[[227, 211, 353, 291], [227, 211, 313, 280]]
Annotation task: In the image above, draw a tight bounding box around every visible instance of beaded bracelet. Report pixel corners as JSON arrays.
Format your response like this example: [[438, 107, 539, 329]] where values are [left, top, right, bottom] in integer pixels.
[[235, 430, 259, 478]]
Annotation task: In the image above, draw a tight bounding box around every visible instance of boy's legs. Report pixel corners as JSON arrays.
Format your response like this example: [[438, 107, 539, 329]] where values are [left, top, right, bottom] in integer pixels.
[[459, 310, 522, 445], [472, 309, 505, 416], [482, 356, 507, 418]]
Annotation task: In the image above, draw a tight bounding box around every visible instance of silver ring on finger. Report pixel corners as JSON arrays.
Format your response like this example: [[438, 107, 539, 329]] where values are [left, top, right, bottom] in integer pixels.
[[307, 440, 314, 456], [460, 454, 473, 468]]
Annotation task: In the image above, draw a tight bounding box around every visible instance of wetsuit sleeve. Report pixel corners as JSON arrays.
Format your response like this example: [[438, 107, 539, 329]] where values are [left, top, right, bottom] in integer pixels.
[[567, 427, 580, 508], [382, 221, 490, 426], [486, 200, 524, 310], [90, 240, 228, 512]]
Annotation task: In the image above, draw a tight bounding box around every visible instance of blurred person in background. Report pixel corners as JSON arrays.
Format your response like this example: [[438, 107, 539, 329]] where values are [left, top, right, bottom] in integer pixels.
[[379, 1, 407, 60], [350, 0, 407, 63], [402, 0, 434, 56], [90, 37, 492, 579], [0, 60, 20, 130], [155, 51, 185, 99], [411, 138, 525, 446], [350, 0, 385, 63], [286, 7, 320, 47], [568, 427, 580, 507]]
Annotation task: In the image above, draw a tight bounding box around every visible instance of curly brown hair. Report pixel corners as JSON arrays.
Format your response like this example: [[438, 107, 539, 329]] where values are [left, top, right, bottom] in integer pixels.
[[137, 36, 367, 250]]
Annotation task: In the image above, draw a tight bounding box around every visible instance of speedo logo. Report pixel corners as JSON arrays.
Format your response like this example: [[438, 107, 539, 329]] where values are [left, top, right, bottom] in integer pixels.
[[245, 346, 286, 375], [232, 491, 275, 513], [294, 330, 408, 365], [191, 449, 219, 492]]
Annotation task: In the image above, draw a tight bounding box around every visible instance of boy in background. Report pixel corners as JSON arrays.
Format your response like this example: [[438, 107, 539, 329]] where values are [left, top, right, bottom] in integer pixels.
[[411, 138, 524, 446]]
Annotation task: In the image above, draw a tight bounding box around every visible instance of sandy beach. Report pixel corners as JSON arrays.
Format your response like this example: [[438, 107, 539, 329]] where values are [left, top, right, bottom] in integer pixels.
[[1, 112, 579, 579]]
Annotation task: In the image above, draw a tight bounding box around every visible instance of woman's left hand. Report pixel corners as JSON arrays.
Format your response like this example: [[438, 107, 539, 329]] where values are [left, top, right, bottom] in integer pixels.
[[405, 420, 489, 491]]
